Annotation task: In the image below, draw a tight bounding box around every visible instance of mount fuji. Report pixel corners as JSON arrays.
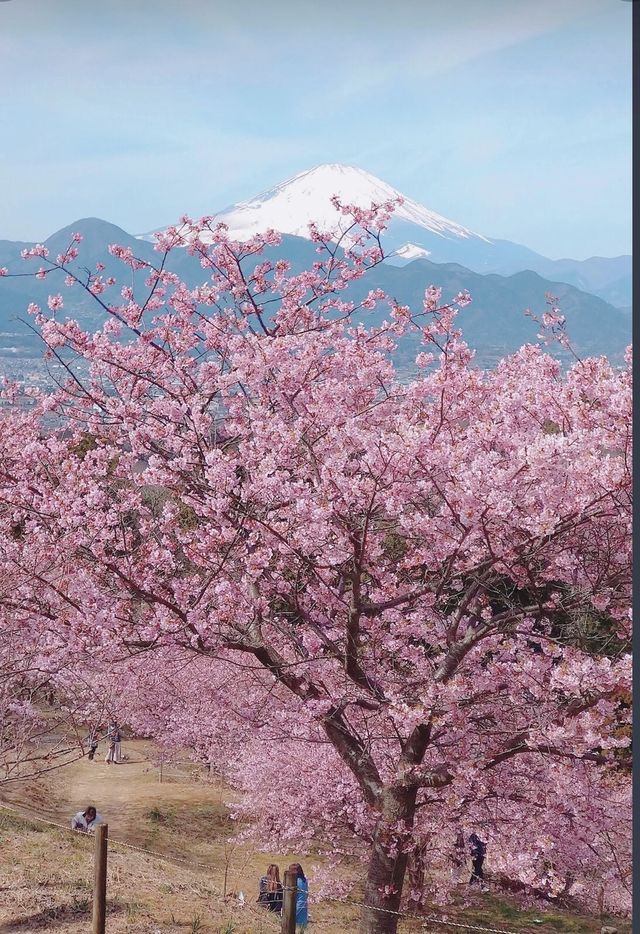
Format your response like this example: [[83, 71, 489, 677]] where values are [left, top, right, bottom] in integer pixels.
[[142, 163, 496, 262], [197, 163, 489, 248], [141, 164, 630, 305], [0, 165, 630, 375]]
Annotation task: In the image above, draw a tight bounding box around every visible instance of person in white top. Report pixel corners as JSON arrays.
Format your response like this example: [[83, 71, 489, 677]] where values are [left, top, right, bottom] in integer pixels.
[[105, 721, 122, 764], [71, 805, 103, 833]]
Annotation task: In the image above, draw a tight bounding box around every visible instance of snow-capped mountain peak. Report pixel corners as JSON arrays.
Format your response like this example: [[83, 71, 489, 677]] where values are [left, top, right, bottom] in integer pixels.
[[139, 163, 508, 270], [213, 163, 489, 245]]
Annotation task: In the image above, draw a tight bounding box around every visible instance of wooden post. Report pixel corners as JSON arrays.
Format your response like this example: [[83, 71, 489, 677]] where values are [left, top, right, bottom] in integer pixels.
[[281, 869, 297, 934], [159, 755, 163, 784], [92, 823, 108, 934]]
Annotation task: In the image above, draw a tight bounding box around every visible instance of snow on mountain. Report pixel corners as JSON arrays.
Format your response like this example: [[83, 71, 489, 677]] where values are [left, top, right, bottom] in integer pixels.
[[215, 164, 490, 244], [142, 164, 492, 248], [395, 243, 432, 261]]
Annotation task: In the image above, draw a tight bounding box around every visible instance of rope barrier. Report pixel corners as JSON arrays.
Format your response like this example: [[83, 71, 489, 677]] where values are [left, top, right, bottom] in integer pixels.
[[422, 920, 525, 934], [361, 900, 528, 934]]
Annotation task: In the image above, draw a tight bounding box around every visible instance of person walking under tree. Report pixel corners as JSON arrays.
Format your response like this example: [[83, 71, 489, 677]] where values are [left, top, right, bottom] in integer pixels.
[[257, 863, 283, 914], [105, 720, 122, 764], [105, 731, 116, 764], [469, 833, 487, 885], [288, 863, 308, 931], [112, 722, 122, 761]]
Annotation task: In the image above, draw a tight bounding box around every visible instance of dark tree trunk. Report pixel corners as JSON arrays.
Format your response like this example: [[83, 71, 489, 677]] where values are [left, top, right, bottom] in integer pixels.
[[358, 784, 418, 934]]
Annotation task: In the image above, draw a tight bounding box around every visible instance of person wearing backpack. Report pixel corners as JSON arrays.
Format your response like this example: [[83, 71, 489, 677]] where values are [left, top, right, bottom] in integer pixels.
[[469, 833, 487, 884]]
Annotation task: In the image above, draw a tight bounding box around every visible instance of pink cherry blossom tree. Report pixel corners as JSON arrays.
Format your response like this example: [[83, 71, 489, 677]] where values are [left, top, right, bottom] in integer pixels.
[[0, 204, 631, 933], [0, 511, 117, 784]]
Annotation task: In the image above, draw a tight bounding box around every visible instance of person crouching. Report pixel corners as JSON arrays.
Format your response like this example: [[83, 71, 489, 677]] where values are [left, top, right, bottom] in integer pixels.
[[71, 805, 102, 833]]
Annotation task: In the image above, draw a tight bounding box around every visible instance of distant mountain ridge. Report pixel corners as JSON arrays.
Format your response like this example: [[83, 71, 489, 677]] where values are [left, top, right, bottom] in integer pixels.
[[0, 217, 630, 373], [142, 164, 631, 308]]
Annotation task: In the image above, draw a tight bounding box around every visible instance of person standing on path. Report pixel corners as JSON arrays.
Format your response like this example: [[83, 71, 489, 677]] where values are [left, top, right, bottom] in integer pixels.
[[112, 722, 122, 762], [86, 728, 99, 761], [104, 720, 123, 764], [288, 863, 308, 931], [469, 833, 487, 885]]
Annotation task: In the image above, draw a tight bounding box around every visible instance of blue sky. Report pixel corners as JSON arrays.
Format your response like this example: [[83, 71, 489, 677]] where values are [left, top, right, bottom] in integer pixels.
[[0, 0, 631, 258]]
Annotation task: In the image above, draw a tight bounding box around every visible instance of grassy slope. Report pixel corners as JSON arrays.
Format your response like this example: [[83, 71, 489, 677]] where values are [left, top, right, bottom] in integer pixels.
[[0, 740, 627, 933]]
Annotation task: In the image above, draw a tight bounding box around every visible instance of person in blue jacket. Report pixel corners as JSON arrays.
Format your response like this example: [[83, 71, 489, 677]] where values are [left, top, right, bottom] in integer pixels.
[[288, 862, 308, 931]]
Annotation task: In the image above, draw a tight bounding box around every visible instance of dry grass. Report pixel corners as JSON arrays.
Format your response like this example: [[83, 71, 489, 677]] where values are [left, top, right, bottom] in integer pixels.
[[0, 740, 628, 933]]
